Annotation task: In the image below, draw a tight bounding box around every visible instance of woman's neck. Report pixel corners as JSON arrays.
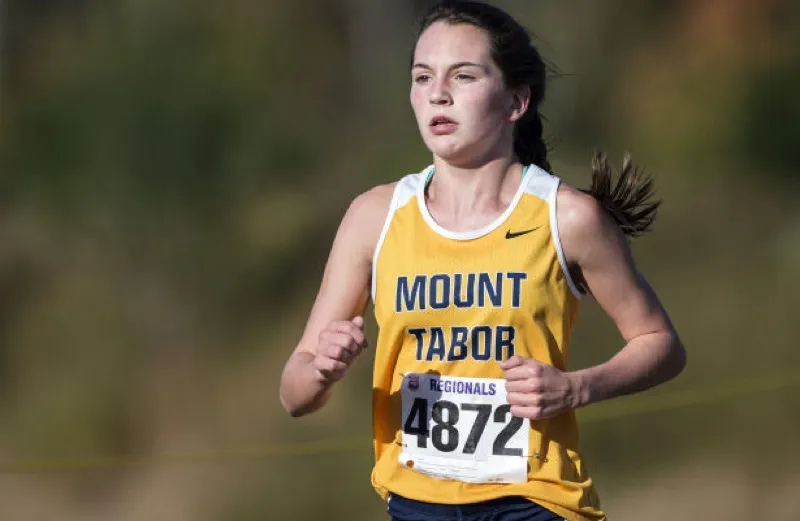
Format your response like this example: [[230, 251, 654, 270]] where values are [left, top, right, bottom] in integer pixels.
[[425, 156, 524, 233]]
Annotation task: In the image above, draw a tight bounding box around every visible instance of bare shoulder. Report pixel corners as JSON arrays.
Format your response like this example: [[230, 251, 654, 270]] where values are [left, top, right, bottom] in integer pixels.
[[347, 182, 397, 221], [556, 182, 626, 267], [338, 182, 398, 259], [556, 183, 610, 232]]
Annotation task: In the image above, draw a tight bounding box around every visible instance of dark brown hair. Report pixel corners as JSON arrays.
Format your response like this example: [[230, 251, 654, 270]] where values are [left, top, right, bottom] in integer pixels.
[[584, 152, 660, 237], [416, 1, 660, 237]]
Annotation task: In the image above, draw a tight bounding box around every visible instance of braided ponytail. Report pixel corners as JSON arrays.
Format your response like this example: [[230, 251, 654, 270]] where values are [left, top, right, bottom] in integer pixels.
[[583, 151, 661, 237], [514, 109, 551, 172]]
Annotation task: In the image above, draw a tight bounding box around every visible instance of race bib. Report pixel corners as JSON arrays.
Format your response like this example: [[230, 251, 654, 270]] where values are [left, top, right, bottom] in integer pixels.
[[399, 373, 529, 483]]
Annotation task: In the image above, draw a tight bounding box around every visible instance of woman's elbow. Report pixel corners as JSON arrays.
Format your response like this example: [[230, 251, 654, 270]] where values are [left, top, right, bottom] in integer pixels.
[[280, 394, 305, 418], [667, 335, 687, 379]]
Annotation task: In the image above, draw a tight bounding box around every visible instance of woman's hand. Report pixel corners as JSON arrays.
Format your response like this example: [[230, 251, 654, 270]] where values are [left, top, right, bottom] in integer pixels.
[[500, 355, 583, 420], [313, 316, 369, 384]]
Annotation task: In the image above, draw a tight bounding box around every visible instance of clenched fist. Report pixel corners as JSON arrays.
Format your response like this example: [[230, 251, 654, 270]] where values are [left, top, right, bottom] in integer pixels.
[[500, 355, 581, 420], [314, 316, 368, 384]]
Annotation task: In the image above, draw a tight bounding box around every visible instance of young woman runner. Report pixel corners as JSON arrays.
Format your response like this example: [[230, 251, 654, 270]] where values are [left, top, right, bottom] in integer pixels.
[[280, 2, 686, 520]]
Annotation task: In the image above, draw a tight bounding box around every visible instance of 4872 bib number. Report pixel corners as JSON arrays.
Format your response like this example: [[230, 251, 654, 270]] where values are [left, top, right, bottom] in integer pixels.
[[399, 374, 530, 484], [403, 398, 523, 456]]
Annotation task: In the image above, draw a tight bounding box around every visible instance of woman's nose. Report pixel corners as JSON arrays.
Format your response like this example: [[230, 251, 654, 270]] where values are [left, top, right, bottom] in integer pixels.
[[429, 79, 452, 105]]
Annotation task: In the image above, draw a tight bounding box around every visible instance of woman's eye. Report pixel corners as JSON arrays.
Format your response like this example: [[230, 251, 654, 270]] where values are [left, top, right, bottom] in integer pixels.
[[454, 73, 475, 81], [414, 74, 432, 84]]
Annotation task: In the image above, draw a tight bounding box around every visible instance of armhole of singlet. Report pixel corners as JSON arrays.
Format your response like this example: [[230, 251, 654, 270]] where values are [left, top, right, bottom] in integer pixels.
[[548, 178, 583, 299], [371, 182, 404, 303]]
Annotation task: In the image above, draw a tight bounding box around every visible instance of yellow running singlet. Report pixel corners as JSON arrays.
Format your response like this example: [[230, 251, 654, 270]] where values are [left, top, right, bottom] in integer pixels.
[[370, 164, 605, 521]]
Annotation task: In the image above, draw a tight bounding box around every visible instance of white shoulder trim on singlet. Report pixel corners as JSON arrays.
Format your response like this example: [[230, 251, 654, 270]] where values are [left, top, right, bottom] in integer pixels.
[[371, 172, 425, 302], [524, 165, 583, 299]]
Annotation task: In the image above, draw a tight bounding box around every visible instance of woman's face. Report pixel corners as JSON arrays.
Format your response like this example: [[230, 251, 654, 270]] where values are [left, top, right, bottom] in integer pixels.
[[410, 21, 523, 167]]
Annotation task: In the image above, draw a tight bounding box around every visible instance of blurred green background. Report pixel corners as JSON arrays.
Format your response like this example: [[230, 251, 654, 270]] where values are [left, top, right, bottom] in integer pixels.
[[1, 0, 799, 520]]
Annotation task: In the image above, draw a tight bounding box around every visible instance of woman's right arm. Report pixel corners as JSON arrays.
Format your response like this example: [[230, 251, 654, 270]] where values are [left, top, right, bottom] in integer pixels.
[[279, 184, 394, 417]]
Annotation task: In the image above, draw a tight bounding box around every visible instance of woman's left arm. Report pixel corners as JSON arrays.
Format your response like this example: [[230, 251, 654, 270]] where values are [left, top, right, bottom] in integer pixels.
[[559, 184, 687, 407], [502, 185, 686, 418]]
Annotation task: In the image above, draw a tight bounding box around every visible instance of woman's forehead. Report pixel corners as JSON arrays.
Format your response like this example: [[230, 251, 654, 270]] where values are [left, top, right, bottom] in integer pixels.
[[413, 22, 492, 66]]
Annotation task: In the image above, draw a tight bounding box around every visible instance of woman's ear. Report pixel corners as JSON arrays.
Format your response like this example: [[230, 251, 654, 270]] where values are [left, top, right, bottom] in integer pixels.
[[508, 85, 531, 122]]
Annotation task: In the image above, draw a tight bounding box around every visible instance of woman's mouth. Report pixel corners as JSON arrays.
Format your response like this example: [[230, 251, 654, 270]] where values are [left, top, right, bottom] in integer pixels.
[[429, 116, 458, 135]]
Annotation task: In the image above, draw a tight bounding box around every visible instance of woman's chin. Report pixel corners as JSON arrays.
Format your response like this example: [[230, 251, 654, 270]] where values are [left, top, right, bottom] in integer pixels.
[[429, 146, 494, 169], [427, 141, 473, 164]]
